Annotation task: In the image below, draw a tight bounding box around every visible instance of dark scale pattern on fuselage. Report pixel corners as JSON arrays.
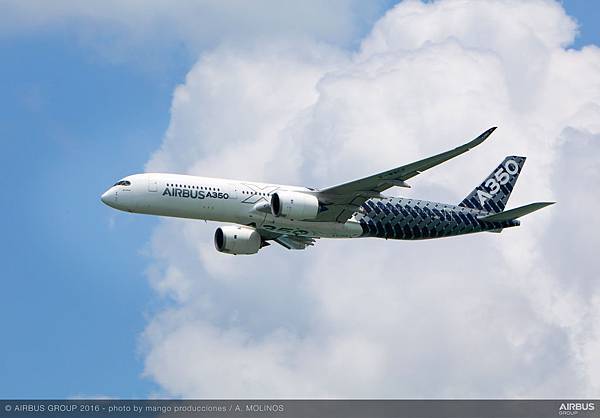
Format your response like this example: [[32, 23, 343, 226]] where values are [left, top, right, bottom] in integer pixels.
[[355, 197, 518, 240]]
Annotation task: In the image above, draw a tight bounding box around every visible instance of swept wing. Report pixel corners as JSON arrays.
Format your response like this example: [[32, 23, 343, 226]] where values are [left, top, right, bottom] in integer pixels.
[[315, 127, 497, 223]]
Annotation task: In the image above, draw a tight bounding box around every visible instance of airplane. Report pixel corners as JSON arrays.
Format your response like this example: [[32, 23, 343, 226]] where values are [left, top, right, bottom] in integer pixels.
[[101, 127, 554, 255]]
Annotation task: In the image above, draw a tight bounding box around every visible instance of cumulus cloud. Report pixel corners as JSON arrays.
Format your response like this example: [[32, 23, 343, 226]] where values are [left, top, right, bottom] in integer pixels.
[[0, 0, 385, 64], [141, 0, 600, 397]]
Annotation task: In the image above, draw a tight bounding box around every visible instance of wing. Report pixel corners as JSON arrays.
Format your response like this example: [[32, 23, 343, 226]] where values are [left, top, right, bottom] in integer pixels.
[[315, 127, 497, 223]]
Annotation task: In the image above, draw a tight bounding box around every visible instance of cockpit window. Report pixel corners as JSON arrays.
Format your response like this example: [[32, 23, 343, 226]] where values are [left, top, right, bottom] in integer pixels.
[[113, 180, 131, 187]]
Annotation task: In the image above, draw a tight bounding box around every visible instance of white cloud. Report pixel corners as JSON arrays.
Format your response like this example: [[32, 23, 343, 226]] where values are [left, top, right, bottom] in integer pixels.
[[0, 0, 386, 65], [140, 0, 600, 397]]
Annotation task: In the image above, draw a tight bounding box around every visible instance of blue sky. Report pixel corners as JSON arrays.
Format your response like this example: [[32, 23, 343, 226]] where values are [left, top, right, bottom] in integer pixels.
[[0, 31, 168, 397], [0, 1, 597, 398], [0, 1, 389, 398]]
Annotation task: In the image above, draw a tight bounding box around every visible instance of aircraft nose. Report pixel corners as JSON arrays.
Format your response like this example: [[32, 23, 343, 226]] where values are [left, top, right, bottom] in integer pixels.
[[101, 189, 115, 207]]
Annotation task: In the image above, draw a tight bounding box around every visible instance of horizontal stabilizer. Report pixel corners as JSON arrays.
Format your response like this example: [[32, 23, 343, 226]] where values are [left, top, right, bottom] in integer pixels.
[[478, 202, 555, 222]]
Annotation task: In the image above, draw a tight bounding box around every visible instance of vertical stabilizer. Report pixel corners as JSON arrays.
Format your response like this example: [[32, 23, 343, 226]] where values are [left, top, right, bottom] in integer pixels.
[[459, 156, 526, 213]]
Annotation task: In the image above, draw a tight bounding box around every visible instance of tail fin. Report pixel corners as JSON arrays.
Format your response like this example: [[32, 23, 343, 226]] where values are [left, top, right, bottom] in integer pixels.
[[459, 156, 526, 213]]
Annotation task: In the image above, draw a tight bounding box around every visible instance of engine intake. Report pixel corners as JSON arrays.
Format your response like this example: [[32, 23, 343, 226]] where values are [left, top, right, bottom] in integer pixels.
[[271, 191, 319, 220], [214, 226, 261, 255]]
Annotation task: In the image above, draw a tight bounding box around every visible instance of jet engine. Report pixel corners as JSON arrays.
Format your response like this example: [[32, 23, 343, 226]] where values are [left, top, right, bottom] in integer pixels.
[[214, 226, 262, 255], [270, 191, 319, 220]]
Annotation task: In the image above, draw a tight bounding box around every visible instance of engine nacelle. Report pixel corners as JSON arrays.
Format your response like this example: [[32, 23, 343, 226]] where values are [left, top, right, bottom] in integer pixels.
[[214, 226, 261, 255], [270, 191, 319, 220]]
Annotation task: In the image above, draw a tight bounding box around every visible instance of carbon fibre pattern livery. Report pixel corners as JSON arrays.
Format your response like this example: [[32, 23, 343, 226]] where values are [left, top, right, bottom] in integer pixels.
[[355, 197, 519, 240], [458, 156, 526, 213]]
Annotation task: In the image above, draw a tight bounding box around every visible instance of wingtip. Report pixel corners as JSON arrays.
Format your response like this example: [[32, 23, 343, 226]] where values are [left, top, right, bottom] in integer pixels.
[[470, 126, 498, 146], [485, 126, 498, 136]]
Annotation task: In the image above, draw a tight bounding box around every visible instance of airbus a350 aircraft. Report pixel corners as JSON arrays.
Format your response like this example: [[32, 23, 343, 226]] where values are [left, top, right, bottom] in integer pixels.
[[101, 127, 554, 255]]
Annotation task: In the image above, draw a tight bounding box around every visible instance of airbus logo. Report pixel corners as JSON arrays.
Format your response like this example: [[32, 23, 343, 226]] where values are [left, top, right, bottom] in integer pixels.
[[558, 402, 595, 415], [162, 187, 229, 200]]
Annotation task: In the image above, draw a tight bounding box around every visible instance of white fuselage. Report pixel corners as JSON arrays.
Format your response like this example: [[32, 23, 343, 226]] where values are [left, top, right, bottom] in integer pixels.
[[101, 173, 363, 239]]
